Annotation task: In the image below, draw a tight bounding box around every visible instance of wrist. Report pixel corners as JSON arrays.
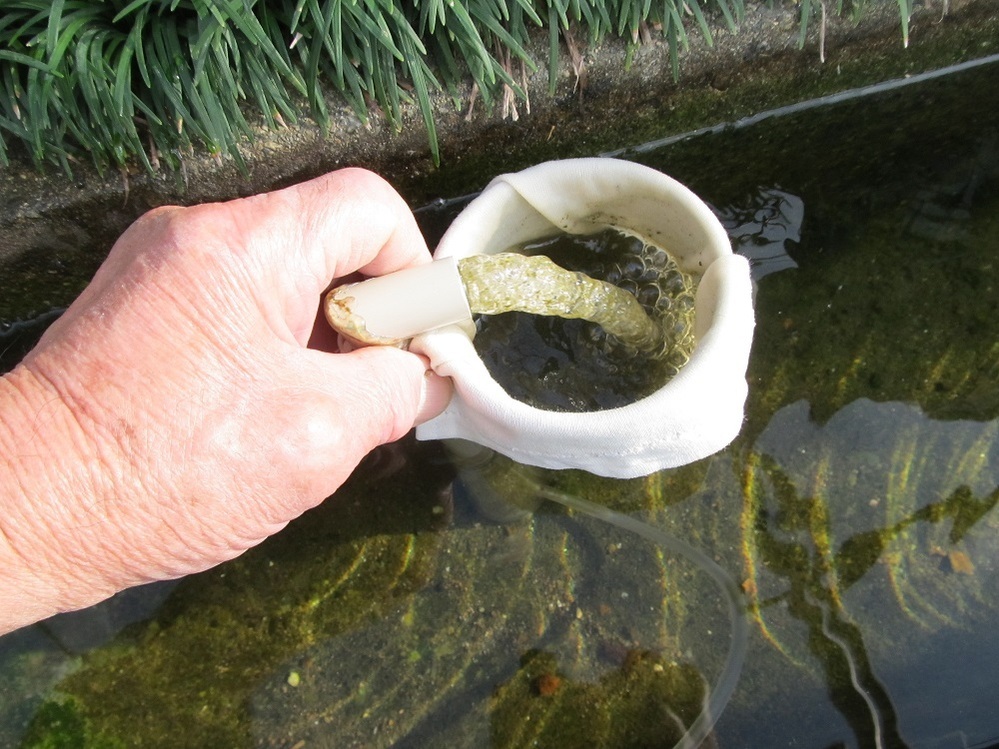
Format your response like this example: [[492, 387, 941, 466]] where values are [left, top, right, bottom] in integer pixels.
[[0, 363, 120, 634]]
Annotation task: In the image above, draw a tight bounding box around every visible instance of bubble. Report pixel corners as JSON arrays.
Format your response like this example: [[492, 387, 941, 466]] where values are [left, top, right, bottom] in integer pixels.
[[472, 229, 700, 411]]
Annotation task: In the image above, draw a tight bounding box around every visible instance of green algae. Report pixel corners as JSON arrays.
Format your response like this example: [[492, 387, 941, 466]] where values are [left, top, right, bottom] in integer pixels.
[[470, 229, 697, 412], [488, 649, 707, 749], [238, 472, 728, 748], [32, 440, 454, 748], [9, 45, 999, 749], [16, 439, 728, 748], [20, 697, 121, 749], [460, 250, 668, 354]]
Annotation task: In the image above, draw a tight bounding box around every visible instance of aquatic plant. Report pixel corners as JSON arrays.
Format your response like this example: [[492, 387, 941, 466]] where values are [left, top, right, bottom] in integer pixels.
[[0, 0, 908, 175]]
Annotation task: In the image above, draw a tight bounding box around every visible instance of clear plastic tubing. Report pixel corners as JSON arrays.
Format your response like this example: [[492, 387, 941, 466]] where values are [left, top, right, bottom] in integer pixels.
[[536, 486, 749, 749]]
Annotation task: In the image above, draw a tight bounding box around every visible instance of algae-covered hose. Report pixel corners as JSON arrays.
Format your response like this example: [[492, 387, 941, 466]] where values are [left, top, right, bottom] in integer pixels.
[[325, 253, 665, 352], [459, 253, 665, 352]]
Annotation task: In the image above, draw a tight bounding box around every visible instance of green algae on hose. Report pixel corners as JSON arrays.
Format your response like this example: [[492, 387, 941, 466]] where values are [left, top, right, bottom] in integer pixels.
[[459, 252, 667, 353], [325, 242, 671, 351], [472, 229, 698, 412]]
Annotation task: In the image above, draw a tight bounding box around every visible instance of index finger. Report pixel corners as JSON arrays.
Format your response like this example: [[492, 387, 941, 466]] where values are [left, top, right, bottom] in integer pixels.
[[228, 168, 431, 291]]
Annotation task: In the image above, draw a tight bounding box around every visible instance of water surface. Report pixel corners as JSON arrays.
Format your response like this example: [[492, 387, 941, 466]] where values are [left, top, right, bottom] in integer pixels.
[[2, 56, 998, 749]]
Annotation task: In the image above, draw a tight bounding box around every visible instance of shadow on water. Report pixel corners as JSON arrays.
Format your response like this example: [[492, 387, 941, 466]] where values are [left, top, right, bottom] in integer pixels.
[[2, 56, 999, 749]]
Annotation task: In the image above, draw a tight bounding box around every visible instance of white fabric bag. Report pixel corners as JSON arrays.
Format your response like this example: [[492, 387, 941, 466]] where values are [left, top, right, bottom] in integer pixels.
[[412, 158, 755, 478]]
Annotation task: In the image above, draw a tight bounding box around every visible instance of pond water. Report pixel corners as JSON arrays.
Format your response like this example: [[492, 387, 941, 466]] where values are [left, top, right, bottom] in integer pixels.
[[1, 55, 998, 749], [471, 228, 699, 411]]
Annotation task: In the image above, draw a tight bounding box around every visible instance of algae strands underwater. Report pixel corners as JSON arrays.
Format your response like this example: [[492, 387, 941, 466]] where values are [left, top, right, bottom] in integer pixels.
[[2, 55, 999, 749]]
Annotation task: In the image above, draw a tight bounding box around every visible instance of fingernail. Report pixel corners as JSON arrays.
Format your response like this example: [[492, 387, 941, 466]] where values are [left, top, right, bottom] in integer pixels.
[[415, 369, 453, 424]]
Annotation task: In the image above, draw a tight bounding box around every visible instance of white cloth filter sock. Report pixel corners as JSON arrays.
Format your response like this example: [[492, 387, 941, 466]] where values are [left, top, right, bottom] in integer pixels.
[[411, 158, 755, 478]]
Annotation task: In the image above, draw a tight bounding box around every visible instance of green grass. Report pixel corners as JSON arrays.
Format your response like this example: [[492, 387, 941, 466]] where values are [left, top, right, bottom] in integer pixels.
[[0, 0, 896, 174]]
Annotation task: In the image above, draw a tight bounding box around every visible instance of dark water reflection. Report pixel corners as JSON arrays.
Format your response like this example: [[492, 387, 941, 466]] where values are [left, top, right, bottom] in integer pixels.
[[653, 58, 999, 749], [741, 400, 999, 749], [2, 58, 998, 749]]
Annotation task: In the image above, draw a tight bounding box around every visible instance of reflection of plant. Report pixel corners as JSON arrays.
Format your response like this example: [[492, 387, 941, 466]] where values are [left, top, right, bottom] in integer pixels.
[[740, 451, 999, 748], [741, 451, 901, 747], [834, 483, 998, 590]]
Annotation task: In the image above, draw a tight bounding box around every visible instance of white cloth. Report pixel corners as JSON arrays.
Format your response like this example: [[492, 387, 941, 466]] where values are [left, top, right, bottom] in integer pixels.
[[412, 158, 755, 478]]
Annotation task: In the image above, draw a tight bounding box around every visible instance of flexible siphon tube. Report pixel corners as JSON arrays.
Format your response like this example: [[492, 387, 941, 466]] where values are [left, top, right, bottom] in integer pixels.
[[324, 252, 667, 353], [458, 253, 666, 352], [534, 485, 749, 749]]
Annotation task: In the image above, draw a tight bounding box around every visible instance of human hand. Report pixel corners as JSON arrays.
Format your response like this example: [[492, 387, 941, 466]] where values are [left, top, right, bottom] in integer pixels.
[[0, 169, 451, 632]]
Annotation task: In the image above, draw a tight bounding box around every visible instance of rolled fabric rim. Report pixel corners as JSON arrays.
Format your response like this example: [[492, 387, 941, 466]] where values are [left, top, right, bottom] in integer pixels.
[[410, 158, 755, 478]]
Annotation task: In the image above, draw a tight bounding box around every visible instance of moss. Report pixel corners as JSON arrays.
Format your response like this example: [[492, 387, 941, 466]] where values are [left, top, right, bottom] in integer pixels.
[[30, 440, 455, 748], [19, 697, 121, 749]]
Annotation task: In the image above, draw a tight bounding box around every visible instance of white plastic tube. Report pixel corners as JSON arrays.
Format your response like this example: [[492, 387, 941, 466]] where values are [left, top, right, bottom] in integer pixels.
[[324, 257, 473, 344]]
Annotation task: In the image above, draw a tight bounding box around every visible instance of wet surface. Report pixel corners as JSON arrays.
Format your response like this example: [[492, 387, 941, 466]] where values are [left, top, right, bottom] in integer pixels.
[[471, 229, 697, 411], [2, 56, 999, 749]]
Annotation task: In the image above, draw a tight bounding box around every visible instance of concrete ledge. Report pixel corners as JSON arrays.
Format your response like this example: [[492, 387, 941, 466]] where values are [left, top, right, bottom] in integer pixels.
[[1, 0, 997, 321]]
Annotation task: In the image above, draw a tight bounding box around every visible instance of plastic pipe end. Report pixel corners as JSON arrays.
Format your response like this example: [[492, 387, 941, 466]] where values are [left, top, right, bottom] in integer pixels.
[[325, 257, 474, 345]]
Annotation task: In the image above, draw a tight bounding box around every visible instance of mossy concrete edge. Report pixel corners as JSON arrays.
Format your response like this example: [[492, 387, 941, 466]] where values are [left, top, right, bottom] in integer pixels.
[[1, 0, 997, 322]]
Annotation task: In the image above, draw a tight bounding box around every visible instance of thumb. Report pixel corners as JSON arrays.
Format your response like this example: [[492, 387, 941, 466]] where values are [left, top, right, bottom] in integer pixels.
[[219, 346, 451, 525], [300, 345, 452, 471]]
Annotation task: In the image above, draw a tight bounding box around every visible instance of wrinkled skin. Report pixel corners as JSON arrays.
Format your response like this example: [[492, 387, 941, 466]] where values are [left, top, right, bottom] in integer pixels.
[[0, 169, 451, 634]]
